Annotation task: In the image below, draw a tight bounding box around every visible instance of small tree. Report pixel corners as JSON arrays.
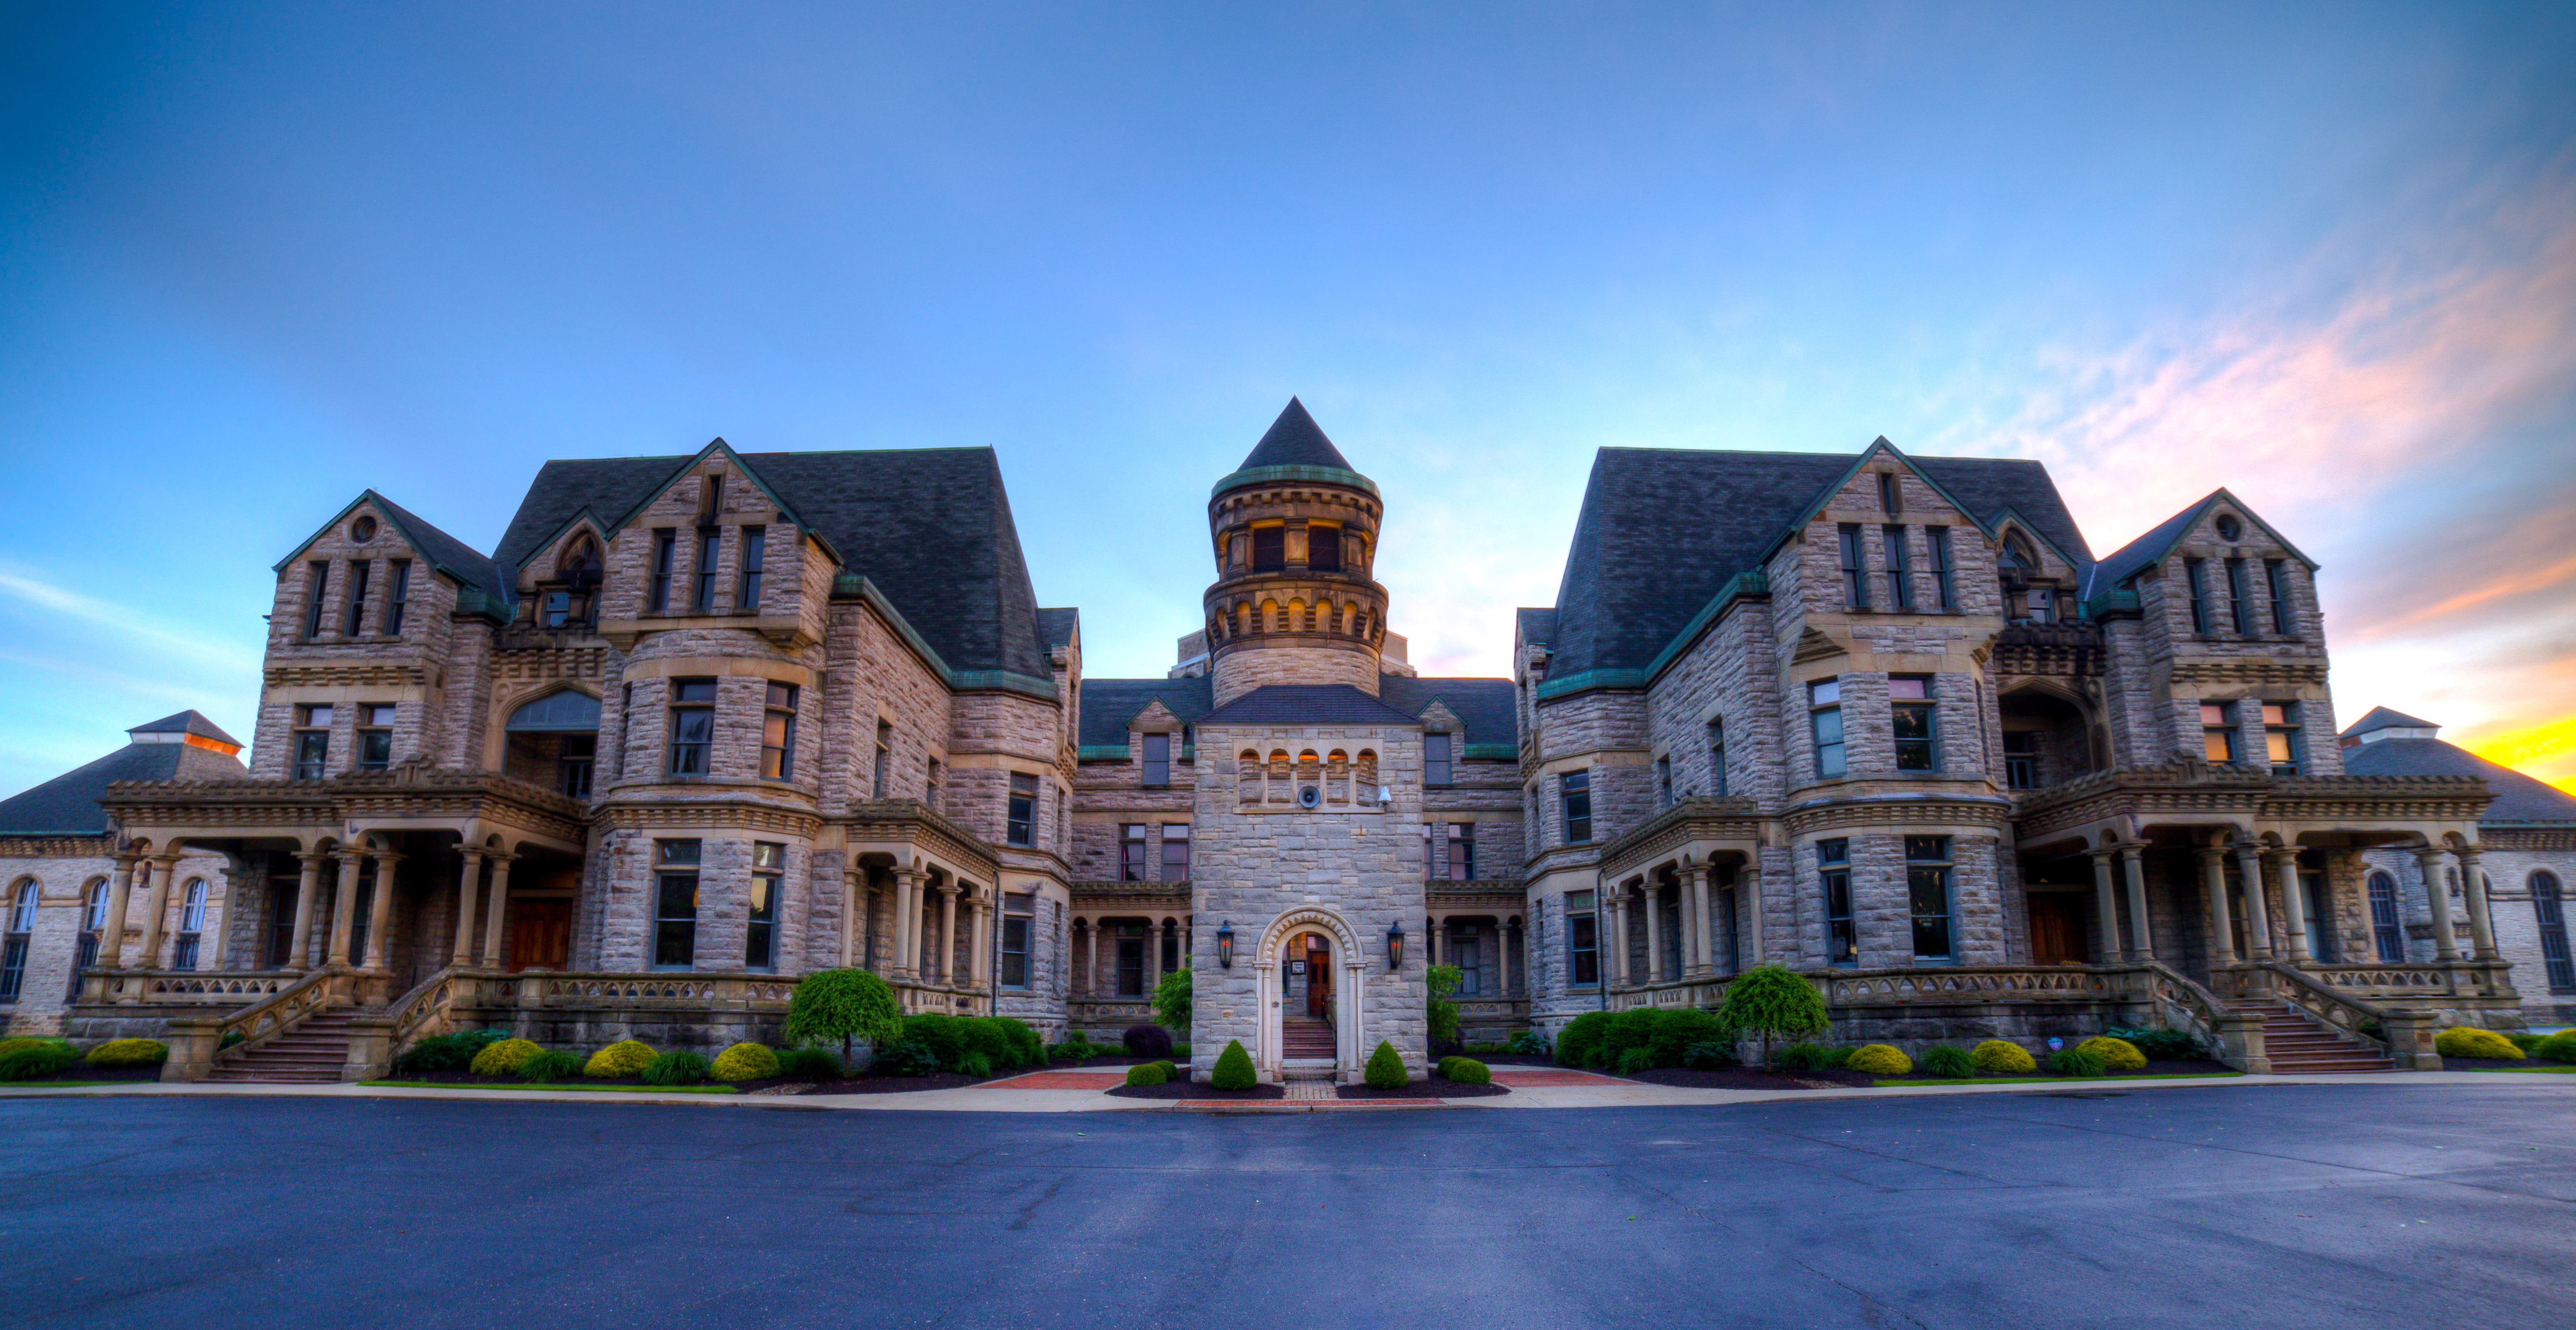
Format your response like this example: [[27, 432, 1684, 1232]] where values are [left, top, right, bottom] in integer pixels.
[[1152, 965, 1192, 1034], [783, 968, 904, 1065], [1424, 963, 1464, 1053], [1715, 964, 1829, 1070]]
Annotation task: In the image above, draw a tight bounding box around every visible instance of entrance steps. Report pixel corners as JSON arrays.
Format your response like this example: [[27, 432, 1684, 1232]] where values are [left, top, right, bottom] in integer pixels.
[[1282, 1018, 1335, 1059], [203, 1009, 356, 1083], [2224, 999, 2395, 1073]]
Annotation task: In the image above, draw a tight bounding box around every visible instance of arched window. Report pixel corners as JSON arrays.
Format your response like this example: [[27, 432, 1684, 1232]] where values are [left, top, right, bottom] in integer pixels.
[[1999, 532, 2037, 573], [172, 879, 209, 971], [2534, 871, 2573, 993], [0, 879, 34, 1000], [8, 879, 34, 932], [2367, 871, 2404, 962]]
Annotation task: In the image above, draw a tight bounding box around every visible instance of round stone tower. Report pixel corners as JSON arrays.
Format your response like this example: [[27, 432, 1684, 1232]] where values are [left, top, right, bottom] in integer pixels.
[[1203, 399, 1390, 706]]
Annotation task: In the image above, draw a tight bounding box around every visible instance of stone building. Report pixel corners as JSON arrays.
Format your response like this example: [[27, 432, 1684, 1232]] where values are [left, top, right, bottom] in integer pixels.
[[0, 401, 2558, 1081]]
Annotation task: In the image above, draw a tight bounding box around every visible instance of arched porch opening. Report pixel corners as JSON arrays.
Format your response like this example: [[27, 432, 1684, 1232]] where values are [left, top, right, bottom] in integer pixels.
[[1254, 907, 1364, 1080]]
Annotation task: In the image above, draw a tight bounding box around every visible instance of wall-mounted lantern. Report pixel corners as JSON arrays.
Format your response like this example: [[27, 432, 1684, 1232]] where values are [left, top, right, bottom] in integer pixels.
[[1386, 920, 1406, 971], [1216, 920, 1235, 969]]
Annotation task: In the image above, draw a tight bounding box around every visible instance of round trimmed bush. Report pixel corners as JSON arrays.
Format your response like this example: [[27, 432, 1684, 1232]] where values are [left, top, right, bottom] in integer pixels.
[[1365, 1040, 1408, 1089], [1556, 1012, 1612, 1069], [2076, 1036, 2147, 1071], [642, 1050, 710, 1086], [1920, 1045, 1975, 1079], [874, 1038, 942, 1077], [0, 1039, 77, 1081], [1123, 1024, 1174, 1060], [84, 1038, 168, 1068], [516, 1049, 581, 1083], [583, 1040, 657, 1078], [1845, 1044, 1911, 1075], [1125, 1061, 1168, 1087], [1441, 1057, 1491, 1086], [2529, 1031, 2576, 1064], [2435, 1027, 2524, 1061], [902, 1013, 968, 1069], [2048, 1048, 2107, 1077], [1971, 1040, 2036, 1074], [711, 1042, 781, 1082], [1210, 1039, 1257, 1090], [469, 1038, 545, 1077], [1773, 1043, 1834, 1071]]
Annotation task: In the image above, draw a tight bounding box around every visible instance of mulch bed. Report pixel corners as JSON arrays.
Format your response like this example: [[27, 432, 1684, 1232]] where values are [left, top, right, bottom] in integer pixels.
[[1106, 1080, 1287, 1100], [1626, 1066, 1878, 1090], [1455, 1052, 1556, 1067], [0, 1063, 164, 1085], [1336, 1076, 1512, 1099]]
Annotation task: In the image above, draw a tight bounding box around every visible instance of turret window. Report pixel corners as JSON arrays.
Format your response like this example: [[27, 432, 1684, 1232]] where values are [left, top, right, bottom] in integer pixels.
[[1706, 718, 1728, 796], [1251, 526, 1285, 572], [1309, 525, 1342, 572], [1809, 680, 1846, 778], [870, 718, 889, 796], [1906, 836, 1955, 961], [1559, 770, 1592, 844], [653, 840, 699, 969], [763, 683, 799, 780], [667, 679, 716, 776], [293, 705, 333, 779], [1007, 772, 1038, 846], [0, 879, 35, 999], [747, 843, 782, 972], [1819, 839, 1855, 966], [1890, 676, 1937, 772]]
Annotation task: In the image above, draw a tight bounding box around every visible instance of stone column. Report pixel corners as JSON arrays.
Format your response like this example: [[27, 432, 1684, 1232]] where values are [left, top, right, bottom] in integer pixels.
[[1505, 920, 1521, 995], [136, 854, 180, 970], [2234, 843, 2274, 961], [450, 849, 486, 966], [1642, 885, 1666, 983], [2118, 845, 2154, 961], [288, 852, 325, 972], [937, 885, 958, 986], [326, 850, 363, 966], [1686, 865, 1714, 978], [364, 850, 402, 972], [2412, 846, 2459, 961], [2088, 850, 2121, 962], [1742, 862, 1766, 965], [2456, 846, 2497, 962], [100, 855, 139, 970], [2198, 845, 2236, 967], [970, 891, 992, 990], [1610, 888, 1632, 988], [892, 869, 921, 980], [2272, 850, 2310, 963], [1085, 918, 1101, 998], [481, 854, 514, 968]]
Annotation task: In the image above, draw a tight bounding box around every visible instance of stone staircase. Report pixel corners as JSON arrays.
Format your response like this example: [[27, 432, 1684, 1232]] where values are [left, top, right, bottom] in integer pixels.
[[1282, 1017, 1335, 1060], [2225, 999, 2394, 1073], [203, 1008, 356, 1083]]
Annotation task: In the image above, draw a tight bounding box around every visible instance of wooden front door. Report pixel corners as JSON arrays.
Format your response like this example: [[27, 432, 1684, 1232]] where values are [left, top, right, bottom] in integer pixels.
[[509, 899, 572, 971], [2029, 894, 2085, 965], [1305, 940, 1332, 1019]]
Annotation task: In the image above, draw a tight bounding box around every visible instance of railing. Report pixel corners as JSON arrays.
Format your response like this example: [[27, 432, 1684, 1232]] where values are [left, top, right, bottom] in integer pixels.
[[2136, 961, 2255, 1070], [530, 973, 800, 1004], [891, 977, 988, 1016], [160, 966, 351, 1083], [2241, 962, 2441, 1070], [79, 969, 305, 1005], [1821, 964, 2136, 1007], [2307, 960, 2517, 1001], [1607, 976, 1729, 1012]]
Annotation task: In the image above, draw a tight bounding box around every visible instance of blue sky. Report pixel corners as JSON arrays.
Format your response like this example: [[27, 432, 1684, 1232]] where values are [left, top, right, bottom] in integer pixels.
[[4, 2, 2574, 797]]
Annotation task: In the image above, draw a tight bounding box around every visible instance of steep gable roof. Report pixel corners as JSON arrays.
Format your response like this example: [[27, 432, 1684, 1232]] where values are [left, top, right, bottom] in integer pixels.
[[1077, 676, 1214, 750], [275, 490, 510, 605], [1037, 608, 1080, 655], [1377, 675, 1518, 751], [2088, 487, 2317, 597], [2341, 738, 2576, 824], [0, 731, 247, 836], [1198, 684, 1422, 729]]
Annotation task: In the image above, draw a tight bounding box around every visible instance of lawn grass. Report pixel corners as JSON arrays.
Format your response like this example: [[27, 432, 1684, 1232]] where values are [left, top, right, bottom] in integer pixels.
[[1875, 1071, 2245, 1087], [2458, 1064, 2576, 1074], [360, 1079, 740, 1094], [0, 1081, 140, 1089]]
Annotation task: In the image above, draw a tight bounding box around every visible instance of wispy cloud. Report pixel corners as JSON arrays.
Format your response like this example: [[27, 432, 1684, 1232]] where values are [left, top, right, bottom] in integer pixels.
[[0, 564, 264, 673]]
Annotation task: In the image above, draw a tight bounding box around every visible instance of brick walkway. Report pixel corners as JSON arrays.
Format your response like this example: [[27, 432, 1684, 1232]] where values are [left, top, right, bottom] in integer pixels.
[[975, 1070, 1130, 1090], [1283, 1080, 1335, 1101]]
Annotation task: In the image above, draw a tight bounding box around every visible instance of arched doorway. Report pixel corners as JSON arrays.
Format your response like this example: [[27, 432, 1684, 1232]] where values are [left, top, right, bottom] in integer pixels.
[[1255, 908, 1365, 1081]]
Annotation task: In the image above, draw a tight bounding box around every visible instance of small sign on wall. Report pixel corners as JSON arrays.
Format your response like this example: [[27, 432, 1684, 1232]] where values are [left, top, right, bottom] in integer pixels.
[[1290, 960, 1306, 975]]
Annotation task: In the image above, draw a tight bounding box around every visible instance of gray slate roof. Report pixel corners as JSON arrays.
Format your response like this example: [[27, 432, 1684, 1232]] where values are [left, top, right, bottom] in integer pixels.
[[1037, 608, 1080, 654], [2340, 705, 2440, 738], [1516, 608, 1557, 648], [128, 710, 242, 746], [0, 737, 248, 836], [1078, 677, 1215, 749], [1237, 398, 1354, 472], [1543, 446, 2090, 680], [2342, 739, 2576, 824], [493, 446, 1050, 681], [1198, 684, 1424, 729], [372, 492, 512, 604], [1377, 675, 1518, 750]]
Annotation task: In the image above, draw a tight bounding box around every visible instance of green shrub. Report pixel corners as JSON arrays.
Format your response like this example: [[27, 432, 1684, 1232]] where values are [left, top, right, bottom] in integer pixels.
[[1716, 964, 1830, 1068], [1614, 1047, 1654, 1076], [1970, 1039, 2035, 1074], [2506, 1032, 2544, 1053], [219, 1029, 244, 1051], [2106, 1026, 2200, 1061], [712, 1042, 782, 1082], [784, 969, 904, 1064], [959, 1018, 1018, 1071], [2048, 1048, 2106, 1077], [1773, 1043, 1835, 1071], [1427, 964, 1464, 1053], [1123, 1024, 1174, 1060], [2076, 1036, 2147, 1071], [2531, 1031, 2576, 1064], [583, 1040, 657, 1078], [1125, 1061, 1168, 1087], [1152, 966, 1193, 1032], [394, 1028, 509, 1073], [1556, 1012, 1613, 1069], [1153, 1059, 1179, 1081], [1682, 1040, 1737, 1070], [1920, 1045, 1975, 1078], [642, 1051, 711, 1086], [1211, 1039, 1257, 1090], [991, 1017, 1043, 1069], [874, 1039, 942, 1077], [0, 1036, 60, 1059], [469, 1038, 545, 1077], [1845, 1044, 1911, 1075], [1508, 1029, 1551, 1057], [958, 1051, 994, 1079], [1821, 1046, 1856, 1068], [517, 1050, 581, 1083], [84, 1038, 169, 1067], [0, 1040, 77, 1081], [1047, 1039, 1098, 1063], [2435, 1027, 2523, 1060], [1440, 1057, 1492, 1086], [776, 1048, 843, 1079], [1365, 1040, 1408, 1089], [903, 1013, 968, 1070]]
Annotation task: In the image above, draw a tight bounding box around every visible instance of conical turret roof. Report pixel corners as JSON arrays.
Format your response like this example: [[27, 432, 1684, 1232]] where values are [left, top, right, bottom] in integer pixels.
[[1239, 398, 1354, 472]]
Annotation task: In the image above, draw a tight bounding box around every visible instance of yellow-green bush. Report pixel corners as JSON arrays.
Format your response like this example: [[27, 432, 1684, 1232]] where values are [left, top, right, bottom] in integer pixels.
[[468, 1038, 544, 1077], [1124, 1061, 1168, 1087], [2075, 1036, 2146, 1072], [1971, 1039, 2036, 1074], [2434, 1027, 2524, 1060], [584, 1040, 657, 1078], [84, 1038, 169, 1067], [1845, 1044, 1911, 1075], [711, 1042, 781, 1082]]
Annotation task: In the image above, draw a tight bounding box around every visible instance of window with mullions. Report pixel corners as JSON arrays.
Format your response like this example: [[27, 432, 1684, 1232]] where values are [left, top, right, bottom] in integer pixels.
[[0, 879, 35, 1000], [559, 734, 594, 798], [344, 560, 371, 636], [1906, 836, 1955, 960], [1445, 823, 1474, 880], [2225, 558, 2254, 635], [1121, 825, 1149, 881], [1307, 524, 1342, 572], [739, 527, 765, 610], [302, 562, 331, 637], [667, 679, 716, 775], [1424, 732, 1451, 786], [649, 531, 676, 611], [2003, 731, 2038, 790], [2262, 702, 2301, 776], [1819, 840, 1856, 966], [2264, 559, 2295, 634], [2185, 558, 2212, 634], [1567, 890, 1599, 987], [761, 682, 798, 780], [746, 842, 782, 971], [694, 530, 722, 611], [1838, 524, 1869, 610], [1883, 526, 1914, 610], [356, 703, 396, 772], [1927, 526, 1956, 611], [171, 877, 210, 971], [1143, 731, 1171, 786], [2531, 872, 2573, 992], [1809, 679, 1845, 778], [1706, 718, 1727, 796], [386, 561, 410, 634], [1001, 892, 1035, 988], [2201, 701, 2238, 765], [1890, 676, 1937, 772], [2368, 871, 2405, 962], [1251, 525, 1285, 572], [1559, 770, 1592, 844], [1007, 772, 1038, 846], [653, 840, 700, 969], [293, 704, 333, 780], [1161, 824, 1190, 882]]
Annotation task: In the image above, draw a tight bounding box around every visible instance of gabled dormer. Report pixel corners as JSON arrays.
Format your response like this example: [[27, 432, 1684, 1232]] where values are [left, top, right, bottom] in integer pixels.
[[2089, 488, 2319, 646], [1988, 509, 2086, 627], [511, 509, 611, 631], [593, 439, 839, 650], [1765, 437, 2003, 623], [269, 490, 503, 647]]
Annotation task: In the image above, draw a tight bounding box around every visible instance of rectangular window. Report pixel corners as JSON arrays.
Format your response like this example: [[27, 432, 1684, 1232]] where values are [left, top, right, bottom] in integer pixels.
[[872, 720, 890, 799], [2201, 702, 2238, 765], [1308, 525, 1341, 572], [1809, 679, 1845, 779], [2263, 702, 2302, 776], [1838, 524, 1869, 610], [1819, 839, 1856, 966], [694, 530, 722, 611], [653, 840, 700, 969], [1706, 718, 1728, 796], [1927, 526, 1956, 611], [761, 682, 798, 780], [1446, 823, 1474, 880], [559, 733, 595, 798], [1001, 892, 1034, 988], [2028, 587, 2056, 624], [2003, 731, 2037, 790], [1121, 824, 1149, 881], [1883, 526, 1914, 610], [1559, 770, 1592, 844], [2185, 558, 2211, 634], [739, 527, 765, 610], [1007, 772, 1038, 846], [925, 757, 941, 813], [1116, 931, 1145, 997], [667, 679, 716, 775], [1568, 889, 1599, 987], [293, 704, 333, 779], [1423, 822, 1438, 880], [746, 842, 782, 971], [1251, 525, 1285, 572], [2265, 559, 2295, 634], [344, 560, 371, 636], [1906, 835, 1955, 960], [386, 561, 409, 634], [302, 562, 330, 637], [2225, 557, 2253, 635], [356, 703, 396, 772], [1656, 755, 1672, 808], [1161, 824, 1190, 882], [1424, 732, 1451, 786], [1890, 675, 1937, 772], [649, 531, 676, 611], [1878, 470, 1902, 515], [544, 590, 573, 628], [1143, 731, 1171, 786]]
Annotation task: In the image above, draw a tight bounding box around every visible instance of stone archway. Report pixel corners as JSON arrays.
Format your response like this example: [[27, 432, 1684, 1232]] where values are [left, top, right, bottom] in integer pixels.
[[1253, 906, 1367, 1081]]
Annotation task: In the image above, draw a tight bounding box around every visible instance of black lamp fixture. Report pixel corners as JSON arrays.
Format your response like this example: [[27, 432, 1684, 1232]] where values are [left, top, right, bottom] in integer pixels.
[[1216, 920, 1235, 969], [1386, 919, 1406, 971]]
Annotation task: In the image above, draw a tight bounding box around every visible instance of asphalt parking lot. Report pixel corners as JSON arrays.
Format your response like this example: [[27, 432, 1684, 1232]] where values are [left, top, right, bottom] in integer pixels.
[[3, 1083, 2571, 1329]]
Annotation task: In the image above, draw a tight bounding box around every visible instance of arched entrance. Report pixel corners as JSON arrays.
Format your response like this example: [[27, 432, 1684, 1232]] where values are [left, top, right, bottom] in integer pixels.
[[1254, 907, 1366, 1081]]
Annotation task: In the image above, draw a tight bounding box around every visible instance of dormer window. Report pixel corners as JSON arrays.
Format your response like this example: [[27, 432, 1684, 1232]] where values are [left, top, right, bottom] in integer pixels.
[[302, 562, 330, 638], [1878, 471, 1902, 515], [2214, 512, 2243, 541], [343, 560, 371, 636], [2265, 560, 2295, 634], [1143, 732, 1171, 786]]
